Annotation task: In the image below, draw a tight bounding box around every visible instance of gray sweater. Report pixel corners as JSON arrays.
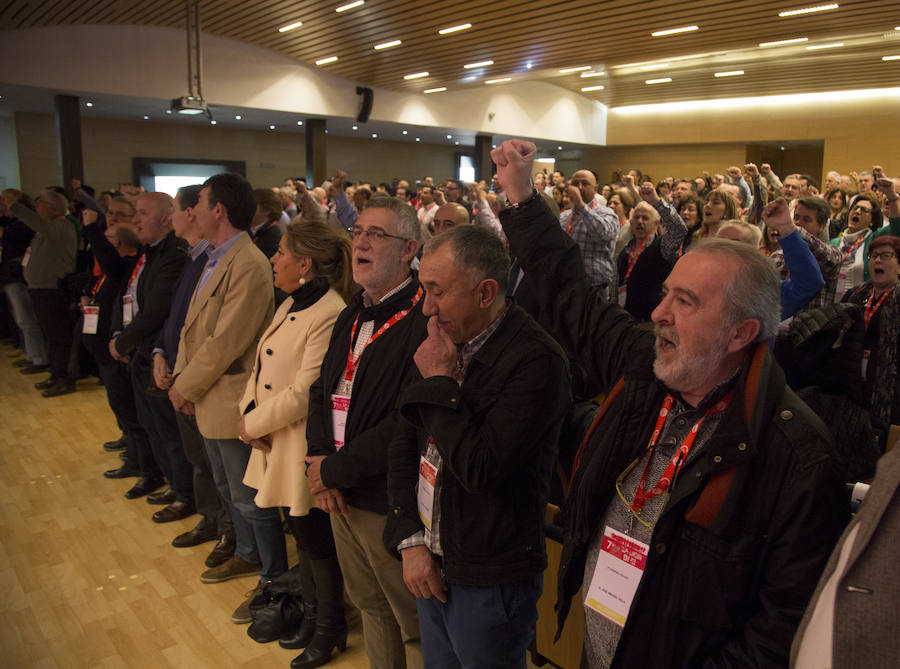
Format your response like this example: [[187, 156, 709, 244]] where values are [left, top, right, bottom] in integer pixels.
[[12, 203, 77, 289]]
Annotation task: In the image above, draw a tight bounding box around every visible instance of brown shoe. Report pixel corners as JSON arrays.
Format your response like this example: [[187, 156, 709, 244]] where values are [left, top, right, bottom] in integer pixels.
[[231, 581, 265, 624], [205, 535, 236, 568], [200, 555, 260, 584]]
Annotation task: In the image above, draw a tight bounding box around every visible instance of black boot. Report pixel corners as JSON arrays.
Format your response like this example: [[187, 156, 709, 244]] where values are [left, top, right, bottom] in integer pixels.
[[289, 557, 346, 669], [280, 550, 316, 649]]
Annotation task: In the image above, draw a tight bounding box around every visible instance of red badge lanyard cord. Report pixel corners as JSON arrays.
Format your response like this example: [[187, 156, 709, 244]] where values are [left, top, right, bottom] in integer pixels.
[[90, 275, 106, 299], [623, 238, 650, 283], [126, 254, 146, 293], [864, 288, 889, 331], [842, 235, 865, 262], [566, 198, 601, 235], [630, 392, 732, 513], [343, 286, 423, 382], [252, 220, 278, 242]]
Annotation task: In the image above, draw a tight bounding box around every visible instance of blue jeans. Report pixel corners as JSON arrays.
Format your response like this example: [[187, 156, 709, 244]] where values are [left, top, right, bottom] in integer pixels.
[[4, 282, 48, 365], [416, 573, 542, 669], [203, 436, 287, 582]]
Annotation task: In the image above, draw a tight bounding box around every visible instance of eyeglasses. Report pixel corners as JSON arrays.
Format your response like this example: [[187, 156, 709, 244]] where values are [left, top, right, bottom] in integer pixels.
[[350, 226, 407, 242], [868, 251, 897, 261], [850, 205, 873, 213]]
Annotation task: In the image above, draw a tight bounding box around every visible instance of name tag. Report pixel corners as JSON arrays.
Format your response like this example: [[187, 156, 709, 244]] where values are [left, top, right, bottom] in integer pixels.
[[331, 394, 350, 450], [82, 305, 99, 334], [417, 452, 437, 531], [21, 247, 31, 268], [585, 526, 649, 627], [122, 295, 134, 325], [617, 285, 627, 307]]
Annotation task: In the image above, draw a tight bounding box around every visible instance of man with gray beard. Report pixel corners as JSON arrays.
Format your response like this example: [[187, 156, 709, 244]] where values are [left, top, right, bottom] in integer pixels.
[[492, 139, 847, 669]]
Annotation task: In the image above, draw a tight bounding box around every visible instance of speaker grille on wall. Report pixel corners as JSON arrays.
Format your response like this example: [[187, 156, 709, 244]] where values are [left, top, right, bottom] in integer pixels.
[[356, 86, 374, 123]]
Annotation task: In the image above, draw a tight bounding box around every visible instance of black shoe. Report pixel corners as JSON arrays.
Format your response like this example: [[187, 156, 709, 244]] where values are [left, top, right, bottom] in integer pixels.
[[289, 624, 347, 669], [13, 359, 31, 368], [205, 535, 236, 568], [280, 602, 316, 649], [42, 379, 76, 397], [34, 377, 56, 390], [289, 557, 346, 668], [124, 475, 165, 499], [147, 488, 176, 505], [20, 363, 49, 374], [104, 464, 141, 479], [103, 435, 127, 451], [172, 522, 219, 548], [152, 500, 196, 523]]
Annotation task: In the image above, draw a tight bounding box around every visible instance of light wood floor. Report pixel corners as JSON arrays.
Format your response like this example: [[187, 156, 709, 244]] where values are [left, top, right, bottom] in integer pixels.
[[0, 341, 369, 669]]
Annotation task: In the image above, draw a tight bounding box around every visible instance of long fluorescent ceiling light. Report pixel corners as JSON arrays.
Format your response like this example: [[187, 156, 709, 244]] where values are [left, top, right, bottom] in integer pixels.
[[580, 71, 605, 78], [778, 4, 838, 17], [806, 42, 843, 50], [404, 71, 429, 80], [485, 78, 511, 84], [374, 40, 401, 50], [714, 70, 744, 77], [424, 88, 447, 94], [439, 23, 472, 35], [651, 25, 698, 37], [580, 85, 605, 92], [559, 66, 591, 73], [645, 77, 672, 84], [336, 1, 364, 12], [464, 60, 494, 69], [278, 21, 302, 33], [316, 56, 338, 65], [759, 37, 808, 47]]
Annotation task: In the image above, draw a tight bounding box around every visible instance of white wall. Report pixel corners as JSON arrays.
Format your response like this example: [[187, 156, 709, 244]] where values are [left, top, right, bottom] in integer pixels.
[[0, 25, 606, 146]]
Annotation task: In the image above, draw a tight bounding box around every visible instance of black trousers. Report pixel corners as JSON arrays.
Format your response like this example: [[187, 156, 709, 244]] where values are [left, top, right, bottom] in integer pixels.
[[29, 288, 74, 381]]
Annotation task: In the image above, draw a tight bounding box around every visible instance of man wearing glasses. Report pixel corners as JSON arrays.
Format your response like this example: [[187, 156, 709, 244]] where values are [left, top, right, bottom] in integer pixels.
[[306, 197, 426, 669], [492, 139, 847, 669]]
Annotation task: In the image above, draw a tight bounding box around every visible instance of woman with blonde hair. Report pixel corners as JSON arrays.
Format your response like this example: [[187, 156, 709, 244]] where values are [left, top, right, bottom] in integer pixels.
[[696, 188, 739, 240], [238, 219, 356, 668]]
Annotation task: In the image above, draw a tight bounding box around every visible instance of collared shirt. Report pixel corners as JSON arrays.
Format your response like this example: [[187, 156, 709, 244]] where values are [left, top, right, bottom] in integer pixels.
[[195, 230, 245, 295], [398, 305, 509, 556], [583, 370, 739, 668], [770, 227, 841, 308], [559, 197, 619, 287]]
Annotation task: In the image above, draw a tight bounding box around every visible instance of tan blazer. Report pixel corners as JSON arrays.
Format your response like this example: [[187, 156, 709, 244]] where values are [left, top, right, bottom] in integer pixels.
[[173, 233, 274, 439], [239, 288, 345, 516]]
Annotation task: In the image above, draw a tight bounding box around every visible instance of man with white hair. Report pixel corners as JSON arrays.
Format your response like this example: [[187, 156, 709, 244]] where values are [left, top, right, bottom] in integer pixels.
[[492, 139, 846, 669]]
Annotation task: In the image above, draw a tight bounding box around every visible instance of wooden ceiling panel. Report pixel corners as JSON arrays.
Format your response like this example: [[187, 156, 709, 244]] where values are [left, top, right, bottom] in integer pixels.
[[2, 0, 899, 106]]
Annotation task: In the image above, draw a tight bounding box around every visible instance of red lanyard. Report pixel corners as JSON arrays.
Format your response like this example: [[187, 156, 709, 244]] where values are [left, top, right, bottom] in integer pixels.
[[127, 253, 146, 292], [842, 235, 865, 262], [344, 286, 423, 382], [864, 288, 890, 330], [624, 237, 650, 282], [252, 220, 278, 242], [566, 198, 601, 234], [90, 275, 106, 298], [631, 392, 732, 513]]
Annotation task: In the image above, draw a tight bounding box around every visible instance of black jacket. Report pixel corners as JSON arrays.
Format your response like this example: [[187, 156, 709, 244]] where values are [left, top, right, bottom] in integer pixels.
[[112, 230, 188, 357], [501, 196, 848, 669], [384, 304, 571, 587], [617, 235, 672, 322], [306, 277, 428, 514]]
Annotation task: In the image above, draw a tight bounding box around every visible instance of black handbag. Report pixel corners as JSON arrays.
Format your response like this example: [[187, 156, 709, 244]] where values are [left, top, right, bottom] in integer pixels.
[[247, 569, 304, 643]]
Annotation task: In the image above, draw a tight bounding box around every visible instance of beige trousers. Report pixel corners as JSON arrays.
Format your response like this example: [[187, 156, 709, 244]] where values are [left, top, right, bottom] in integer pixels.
[[331, 506, 423, 669]]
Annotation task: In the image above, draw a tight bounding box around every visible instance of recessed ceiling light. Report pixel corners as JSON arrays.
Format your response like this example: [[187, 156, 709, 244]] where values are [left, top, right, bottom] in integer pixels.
[[464, 60, 494, 69], [143, 115, 149, 120], [778, 4, 839, 17], [651, 25, 699, 37], [324, 129, 329, 133], [438, 23, 472, 35], [492, 144, 496, 148], [278, 21, 303, 33], [485, 78, 511, 84], [297, 120, 303, 126], [372, 133, 377, 138], [447, 135, 453, 139], [580, 85, 605, 92], [336, 1, 364, 12], [85, 102, 94, 107], [352, 125, 358, 130], [714, 70, 744, 77], [559, 66, 591, 74], [645, 77, 673, 84], [404, 71, 429, 80], [402, 130, 408, 135], [759, 37, 808, 47], [166, 109, 172, 114], [525, 61, 533, 69], [580, 71, 605, 78], [455, 141, 459, 145], [416, 137, 421, 142], [424, 87, 447, 94], [375, 40, 401, 50], [883, 55, 900, 60], [557, 146, 563, 150], [269, 125, 275, 130], [235, 115, 242, 120], [316, 56, 338, 65], [210, 120, 216, 125], [806, 42, 844, 50]]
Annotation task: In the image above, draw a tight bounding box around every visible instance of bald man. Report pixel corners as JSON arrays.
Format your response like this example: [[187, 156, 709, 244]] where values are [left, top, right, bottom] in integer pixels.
[[560, 169, 619, 288], [109, 192, 193, 505], [432, 202, 470, 236]]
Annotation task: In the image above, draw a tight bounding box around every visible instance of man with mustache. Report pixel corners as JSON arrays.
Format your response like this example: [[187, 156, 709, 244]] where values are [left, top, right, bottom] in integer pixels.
[[491, 139, 847, 669]]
